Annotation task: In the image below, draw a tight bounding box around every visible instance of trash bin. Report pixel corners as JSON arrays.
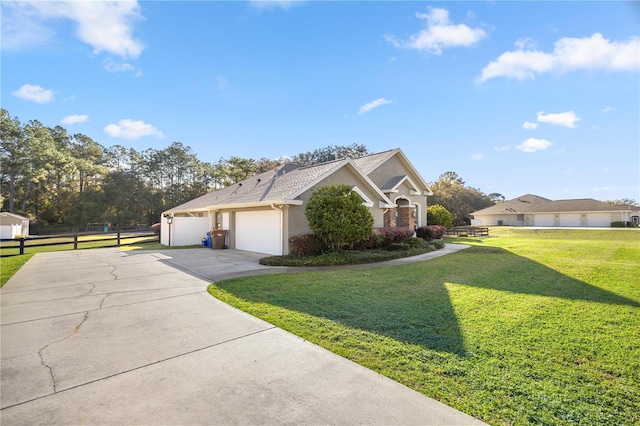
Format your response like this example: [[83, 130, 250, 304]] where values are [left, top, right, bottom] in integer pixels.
[[206, 232, 213, 249], [211, 229, 228, 249], [202, 237, 208, 247]]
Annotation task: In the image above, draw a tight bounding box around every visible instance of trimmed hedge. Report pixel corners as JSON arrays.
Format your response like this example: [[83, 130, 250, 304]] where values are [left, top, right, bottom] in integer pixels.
[[403, 237, 428, 249], [430, 239, 446, 249], [356, 227, 415, 250], [289, 234, 323, 256], [611, 221, 637, 228], [293, 227, 419, 254], [416, 225, 447, 241]]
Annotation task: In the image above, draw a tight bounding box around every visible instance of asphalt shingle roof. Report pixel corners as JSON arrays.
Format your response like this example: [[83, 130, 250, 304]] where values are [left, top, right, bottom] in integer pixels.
[[351, 149, 397, 174], [167, 155, 362, 212]]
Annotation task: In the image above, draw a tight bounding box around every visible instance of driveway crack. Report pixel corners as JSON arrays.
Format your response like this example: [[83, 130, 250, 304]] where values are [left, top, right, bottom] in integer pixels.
[[36, 311, 90, 394], [72, 311, 90, 335], [38, 346, 57, 393], [109, 265, 119, 280], [98, 293, 110, 309], [78, 283, 96, 297]]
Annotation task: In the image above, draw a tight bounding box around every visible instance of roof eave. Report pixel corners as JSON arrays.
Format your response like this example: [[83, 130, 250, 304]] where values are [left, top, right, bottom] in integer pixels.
[[165, 199, 303, 214]]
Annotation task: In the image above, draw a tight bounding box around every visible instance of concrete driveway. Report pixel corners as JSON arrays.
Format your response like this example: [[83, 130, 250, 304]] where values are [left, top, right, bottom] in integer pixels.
[[1, 246, 483, 425]]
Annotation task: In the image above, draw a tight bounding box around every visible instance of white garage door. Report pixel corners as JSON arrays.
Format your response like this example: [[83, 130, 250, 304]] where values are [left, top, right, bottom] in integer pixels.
[[534, 214, 555, 227], [587, 213, 611, 227], [559, 213, 581, 227], [235, 210, 282, 255]]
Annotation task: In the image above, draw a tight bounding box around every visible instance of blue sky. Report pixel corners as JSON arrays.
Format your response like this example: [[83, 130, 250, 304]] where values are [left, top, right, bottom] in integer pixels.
[[2, 1, 639, 202]]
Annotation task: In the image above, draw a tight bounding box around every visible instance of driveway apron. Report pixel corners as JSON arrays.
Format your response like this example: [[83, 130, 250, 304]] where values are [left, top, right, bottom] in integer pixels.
[[1, 247, 484, 425]]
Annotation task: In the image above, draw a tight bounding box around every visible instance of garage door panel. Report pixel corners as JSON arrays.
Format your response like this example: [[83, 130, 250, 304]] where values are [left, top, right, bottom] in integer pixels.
[[559, 214, 581, 227], [587, 213, 611, 227], [534, 214, 554, 227], [236, 211, 282, 255]]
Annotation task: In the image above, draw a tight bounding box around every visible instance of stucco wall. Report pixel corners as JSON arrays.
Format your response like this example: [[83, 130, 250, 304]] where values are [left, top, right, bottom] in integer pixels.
[[366, 155, 427, 226], [289, 166, 386, 238]]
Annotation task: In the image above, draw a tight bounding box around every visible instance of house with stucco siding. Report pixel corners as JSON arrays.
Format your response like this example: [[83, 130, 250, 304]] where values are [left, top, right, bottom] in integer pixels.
[[161, 148, 432, 255]]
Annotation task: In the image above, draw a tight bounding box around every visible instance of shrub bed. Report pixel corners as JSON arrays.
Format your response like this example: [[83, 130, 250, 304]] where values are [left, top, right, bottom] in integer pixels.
[[611, 221, 637, 228], [289, 234, 323, 255], [358, 227, 416, 249], [260, 246, 429, 266], [416, 225, 447, 241]]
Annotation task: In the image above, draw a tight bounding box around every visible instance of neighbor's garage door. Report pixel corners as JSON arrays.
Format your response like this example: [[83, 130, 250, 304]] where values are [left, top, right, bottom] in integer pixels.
[[534, 214, 555, 227], [235, 210, 282, 255], [587, 213, 611, 227], [559, 213, 581, 227]]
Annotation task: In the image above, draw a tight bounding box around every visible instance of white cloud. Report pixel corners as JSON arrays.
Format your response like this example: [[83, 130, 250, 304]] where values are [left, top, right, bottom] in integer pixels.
[[478, 33, 640, 82], [2, 1, 144, 59], [60, 114, 88, 125], [248, 0, 307, 11], [11, 84, 54, 103], [603, 106, 615, 113], [494, 145, 511, 152], [523, 121, 538, 130], [103, 58, 135, 73], [358, 98, 393, 116], [537, 110, 581, 128], [0, 2, 55, 49], [386, 7, 487, 55], [514, 37, 536, 50], [516, 138, 552, 153], [104, 119, 164, 139], [471, 153, 484, 160]]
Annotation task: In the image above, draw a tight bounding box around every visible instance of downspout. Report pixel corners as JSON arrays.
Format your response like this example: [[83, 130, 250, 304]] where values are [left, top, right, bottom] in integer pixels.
[[271, 203, 285, 255]]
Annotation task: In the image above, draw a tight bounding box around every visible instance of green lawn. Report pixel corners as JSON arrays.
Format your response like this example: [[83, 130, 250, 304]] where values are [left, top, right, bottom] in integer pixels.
[[208, 228, 640, 425]]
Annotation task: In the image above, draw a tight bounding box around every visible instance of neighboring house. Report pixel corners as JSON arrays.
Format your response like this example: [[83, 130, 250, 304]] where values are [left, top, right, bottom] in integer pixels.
[[0, 212, 30, 239], [162, 148, 432, 255], [470, 194, 640, 227]]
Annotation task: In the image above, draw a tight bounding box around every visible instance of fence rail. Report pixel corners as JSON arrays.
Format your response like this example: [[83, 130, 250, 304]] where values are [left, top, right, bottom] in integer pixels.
[[0, 231, 159, 256], [31, 224, 152, 236], [445, 227, 490, 237]]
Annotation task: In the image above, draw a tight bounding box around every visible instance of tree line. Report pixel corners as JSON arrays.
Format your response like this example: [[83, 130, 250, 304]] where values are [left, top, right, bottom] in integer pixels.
[[1, 109, 373, 229], [2, 108, 501, 229]]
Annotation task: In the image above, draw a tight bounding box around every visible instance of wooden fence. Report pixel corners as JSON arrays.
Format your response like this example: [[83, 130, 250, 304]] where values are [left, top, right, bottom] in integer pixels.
[[445, 227, 490, 237], [0, 231, 159, 257]]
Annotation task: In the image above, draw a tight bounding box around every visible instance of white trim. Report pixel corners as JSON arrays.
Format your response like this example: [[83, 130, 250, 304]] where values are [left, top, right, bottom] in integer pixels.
[[351, 186, 374, 207], [166, 199, 302, 215], [368, 149, 432, 196]]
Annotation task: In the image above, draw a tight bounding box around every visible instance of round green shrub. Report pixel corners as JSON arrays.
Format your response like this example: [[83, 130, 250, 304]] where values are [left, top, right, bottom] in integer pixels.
[[403, 237, 428, 249], [387, 242, 411, 251], [430, 239, 446, 250], [427, 204, 454, 228], [305, 184, 374, 251]]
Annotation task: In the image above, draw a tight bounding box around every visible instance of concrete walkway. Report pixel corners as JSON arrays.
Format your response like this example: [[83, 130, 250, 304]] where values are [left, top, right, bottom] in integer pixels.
[[1, 245, 484, 425]]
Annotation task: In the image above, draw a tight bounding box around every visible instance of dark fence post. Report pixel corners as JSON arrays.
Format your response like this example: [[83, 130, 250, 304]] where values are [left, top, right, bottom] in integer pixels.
[[74, 234, 78, 250], [117, 232, 121, 247], [19, 238, 25, 255]]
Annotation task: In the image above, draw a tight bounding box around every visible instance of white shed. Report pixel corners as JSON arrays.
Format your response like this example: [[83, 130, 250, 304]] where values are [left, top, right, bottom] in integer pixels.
[[0, 212, 30, 239]]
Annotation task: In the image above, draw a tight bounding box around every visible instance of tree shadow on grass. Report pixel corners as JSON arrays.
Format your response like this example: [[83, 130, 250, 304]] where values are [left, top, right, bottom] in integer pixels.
[[216, 246, 639, 357]]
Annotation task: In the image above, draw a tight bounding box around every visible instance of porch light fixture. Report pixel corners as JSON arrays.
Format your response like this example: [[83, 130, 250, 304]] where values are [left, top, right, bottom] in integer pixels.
[[164, 214, 173, 246]]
